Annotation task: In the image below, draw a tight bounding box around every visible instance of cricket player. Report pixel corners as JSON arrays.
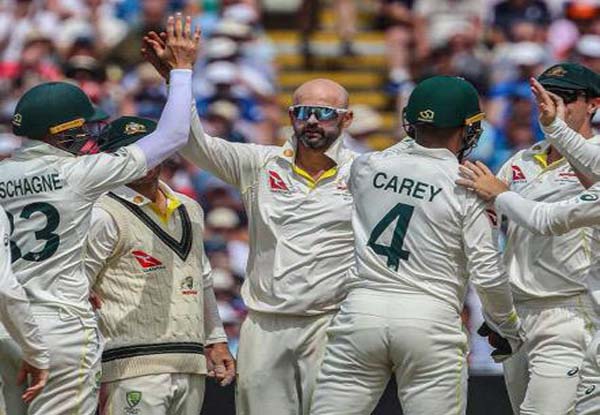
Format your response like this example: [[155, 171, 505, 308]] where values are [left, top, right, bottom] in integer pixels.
[[142, 32, 358, 415], [0, 14, 198, 414], [457, 78, 600, 415], [484, 63, 600, 415], [0, 205, 49, 415], [84, 116, 235, 415], [309, 76, 523, 415]]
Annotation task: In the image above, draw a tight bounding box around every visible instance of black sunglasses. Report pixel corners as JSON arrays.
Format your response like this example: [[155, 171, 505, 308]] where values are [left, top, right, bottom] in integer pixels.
[[289, 105, 348, 121]]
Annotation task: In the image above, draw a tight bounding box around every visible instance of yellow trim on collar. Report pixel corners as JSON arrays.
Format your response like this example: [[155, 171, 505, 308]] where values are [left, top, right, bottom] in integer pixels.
[[150, 191, 181, 223], [49, 118, 85, 134], [292, 164, 338, 188], [532, 150, 564, 170]]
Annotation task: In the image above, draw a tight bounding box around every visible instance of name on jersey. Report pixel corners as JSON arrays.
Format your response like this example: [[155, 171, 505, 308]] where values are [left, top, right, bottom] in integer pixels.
[[0, 174, 63, 199], [372, 172, 442, 202]]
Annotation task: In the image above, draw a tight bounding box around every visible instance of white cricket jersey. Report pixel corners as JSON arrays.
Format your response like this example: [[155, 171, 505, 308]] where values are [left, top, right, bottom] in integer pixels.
[[497, 138, 600, 302], [0, 140, 147, 317], [181, 106, 358, 316], [495, 187, 600, 312], [348, 140, 519, 335], [0, 206, 49, 368]]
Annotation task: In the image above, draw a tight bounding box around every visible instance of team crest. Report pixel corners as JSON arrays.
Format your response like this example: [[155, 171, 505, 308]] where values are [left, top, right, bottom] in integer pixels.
[[12, 113, 22, 127], [546, 66, 567, 77], [126, 391, 142, 411], [180, 276, 198, 295], [124, 122, 147, 135], [417, 110, 435, 123]]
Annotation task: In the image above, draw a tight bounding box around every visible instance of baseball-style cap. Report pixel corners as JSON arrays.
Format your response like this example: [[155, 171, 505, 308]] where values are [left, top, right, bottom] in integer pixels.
[[12, 82, 107, 139], [538, 62, 600, 96], [98, 116, 157, 152], [405, 76, 484, 128]]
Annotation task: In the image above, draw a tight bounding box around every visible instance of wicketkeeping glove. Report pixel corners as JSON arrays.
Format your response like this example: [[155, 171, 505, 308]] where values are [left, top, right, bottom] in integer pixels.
[[477, 322, 514, 363]]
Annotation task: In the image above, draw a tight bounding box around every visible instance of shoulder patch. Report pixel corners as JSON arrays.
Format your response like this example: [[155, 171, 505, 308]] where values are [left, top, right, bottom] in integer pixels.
[[580, 193, 599, 202]]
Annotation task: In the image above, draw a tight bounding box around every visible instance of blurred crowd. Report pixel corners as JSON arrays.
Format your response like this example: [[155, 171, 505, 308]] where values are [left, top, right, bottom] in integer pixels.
[[3, 0, 600, 373]]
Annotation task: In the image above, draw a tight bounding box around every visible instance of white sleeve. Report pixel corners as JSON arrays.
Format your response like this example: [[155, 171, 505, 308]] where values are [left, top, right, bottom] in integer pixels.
[[200, 241, 227, 345], [543, 118, 600, 181], [66, 144, 148, 201], [494, 187, 600, 235], [180, 103, 265, 191], [0, 208, 50, 369], [462, 197, 521, 342], [84, 207, 119, 286]]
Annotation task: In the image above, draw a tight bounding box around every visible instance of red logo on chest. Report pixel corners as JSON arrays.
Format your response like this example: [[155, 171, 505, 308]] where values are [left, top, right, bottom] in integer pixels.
[[511, 165, 526, 182], [268, 170, 289, 191], [132, 250, 163, 269]]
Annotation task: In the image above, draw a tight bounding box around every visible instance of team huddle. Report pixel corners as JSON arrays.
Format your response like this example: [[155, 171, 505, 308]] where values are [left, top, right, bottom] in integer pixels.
[[0, 11, 599, 415]]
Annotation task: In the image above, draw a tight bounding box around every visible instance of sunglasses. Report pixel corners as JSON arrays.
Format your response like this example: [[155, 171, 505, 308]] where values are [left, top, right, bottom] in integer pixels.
[[289, 105, 348, 121], [547, 89, 587, 104]]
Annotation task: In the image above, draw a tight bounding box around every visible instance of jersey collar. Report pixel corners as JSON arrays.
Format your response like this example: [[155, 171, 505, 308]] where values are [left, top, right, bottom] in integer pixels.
[[278, 134, 352, 166], [111, 181, 181, 223], [11, 139, 74, 161], [407, 140, 458, 161]]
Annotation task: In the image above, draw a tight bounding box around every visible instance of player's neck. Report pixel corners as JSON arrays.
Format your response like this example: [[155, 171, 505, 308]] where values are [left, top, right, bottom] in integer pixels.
[[128, 180, 161, 204], [295, 144, 336, 179]]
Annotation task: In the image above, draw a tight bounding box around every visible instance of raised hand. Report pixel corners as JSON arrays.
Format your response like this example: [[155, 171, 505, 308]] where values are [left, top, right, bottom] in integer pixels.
[[144, 13, 201, 72], [530, 77, 566, 126], [142, 31, 170, 80], [17, 360, 49, 404], [456, 160, 508, 202]]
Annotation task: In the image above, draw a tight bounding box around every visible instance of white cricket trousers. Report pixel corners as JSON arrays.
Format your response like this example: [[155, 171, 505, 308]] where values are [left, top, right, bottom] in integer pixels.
[[0, 306, 102, 415], [309, 289, 468, 415], [0, 334, 26, 415], [503, 294, 597, 415], [99, 373, 205, 415], [236, 310, 335, 415], [575, 330, 600, 415]]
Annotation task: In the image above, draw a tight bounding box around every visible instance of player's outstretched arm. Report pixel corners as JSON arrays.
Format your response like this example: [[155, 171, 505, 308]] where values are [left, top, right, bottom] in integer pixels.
[[458, 160, 600, 234], [531, 77, 600, 181], [462, 198, 523, 360], [0, 208, 50, 403], [133, 13, 199, 170], [141, 30, 264, 191]]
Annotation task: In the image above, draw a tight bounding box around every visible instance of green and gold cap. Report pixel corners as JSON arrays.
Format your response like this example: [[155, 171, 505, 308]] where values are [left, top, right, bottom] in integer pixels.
[[405, 76, 484, 128], [538, 63, 600, 96], [98, 116, 157, 152], [12, 82, 108, 139]]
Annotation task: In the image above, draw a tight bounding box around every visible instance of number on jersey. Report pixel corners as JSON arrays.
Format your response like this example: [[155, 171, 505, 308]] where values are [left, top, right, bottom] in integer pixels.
[[7, 202, 61, 263], [367, 203, 414, 271]]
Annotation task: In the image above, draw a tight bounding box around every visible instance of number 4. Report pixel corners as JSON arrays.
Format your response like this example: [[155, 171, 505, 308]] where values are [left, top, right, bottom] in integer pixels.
[[367, 203, 415, 271]]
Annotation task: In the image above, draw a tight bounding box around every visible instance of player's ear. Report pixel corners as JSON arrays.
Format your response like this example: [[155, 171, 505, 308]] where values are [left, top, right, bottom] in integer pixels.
[[588, 97, 600, 116], [341, 110, 353, 130]]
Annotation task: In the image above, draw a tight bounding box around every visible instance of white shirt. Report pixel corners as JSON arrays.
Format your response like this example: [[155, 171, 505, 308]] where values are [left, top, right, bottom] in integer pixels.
[[495, 188, 600, 312], [497, 136, 599, 301], [181, 106, 358, 316], [0, 141, 147, 316], [0, 206, 49, 368], [348, 140, 520, 338], [84, 182, 226, 344]]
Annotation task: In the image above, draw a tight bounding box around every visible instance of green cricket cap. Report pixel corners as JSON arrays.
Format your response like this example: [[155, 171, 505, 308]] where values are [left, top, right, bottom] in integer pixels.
[[98, 116, 157, 152], [538, 63, 600, 96], [12, 82, 107, 139], [405, 76, 485, 128]]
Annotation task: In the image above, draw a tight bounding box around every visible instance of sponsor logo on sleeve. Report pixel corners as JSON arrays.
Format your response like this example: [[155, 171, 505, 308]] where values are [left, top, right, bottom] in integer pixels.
[[485, 208, 499, 227], [131, 250, 165, 272], [580, 193, 599, 202], [567, 367, 579, 377]]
